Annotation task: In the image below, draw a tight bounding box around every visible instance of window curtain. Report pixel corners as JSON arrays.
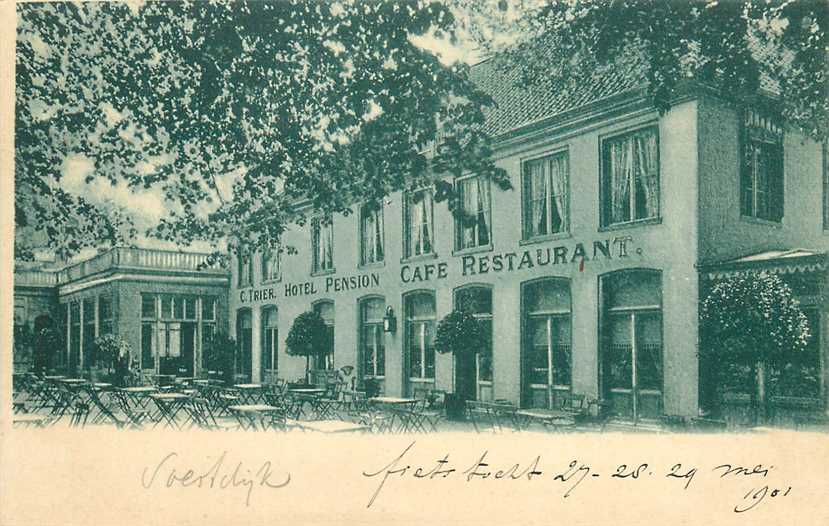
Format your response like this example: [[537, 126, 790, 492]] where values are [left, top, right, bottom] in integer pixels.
[[324, 222, 333, 269], [476, 176, 490, 244], [410, 193, 423, 256], [635, 131, 659, 218], [528, 161, 547, 236], [422, 190, 433, 253], [610, 139, 633, 223], [362, 209, 375, 263], [549, 155, 567, 232], [462, 178, 477, 247], [374, 208, 384, 260]]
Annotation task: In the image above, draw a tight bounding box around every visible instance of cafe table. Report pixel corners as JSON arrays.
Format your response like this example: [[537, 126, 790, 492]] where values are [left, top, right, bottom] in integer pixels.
[[515, 408, 574, 431], [119, 386, 158, 410], [369, 396, 418, 406], [227, 404, 284, 431], [59, 378, 88, 385], [150, 393, 191, 429], [233, 383, 266, 404], [296, 420, 369, 434], [13, 413, 50, 428], [43, 375, 67, 381]]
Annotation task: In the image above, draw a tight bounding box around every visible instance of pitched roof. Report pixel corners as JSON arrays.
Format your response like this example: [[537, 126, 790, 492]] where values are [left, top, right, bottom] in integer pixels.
[[469, 47, 649, 138]]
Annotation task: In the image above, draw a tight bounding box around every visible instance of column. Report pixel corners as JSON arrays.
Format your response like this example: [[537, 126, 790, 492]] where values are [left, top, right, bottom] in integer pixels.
[[251, 307, 261, 383]]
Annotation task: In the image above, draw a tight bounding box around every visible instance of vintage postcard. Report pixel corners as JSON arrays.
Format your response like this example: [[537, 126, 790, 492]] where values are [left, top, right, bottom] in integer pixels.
[[2, 1, 828, 525]]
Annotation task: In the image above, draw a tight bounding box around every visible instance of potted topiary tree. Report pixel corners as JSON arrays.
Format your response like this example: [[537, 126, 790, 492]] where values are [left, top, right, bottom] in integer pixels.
[[203, 332, 237, 385], [93, 334, 131, 385], [286, 311, 330, 385], [434, 309, 487, 420], [700, 272, 811, 425]]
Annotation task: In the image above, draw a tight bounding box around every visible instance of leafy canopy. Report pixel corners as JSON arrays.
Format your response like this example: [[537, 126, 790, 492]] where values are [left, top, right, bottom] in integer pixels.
[[434, 309, 487, 356], [456, 0, 828, 141], [700, 272, 811, 365], [285, 310, 330, 358], [16, 0, 508, 261]]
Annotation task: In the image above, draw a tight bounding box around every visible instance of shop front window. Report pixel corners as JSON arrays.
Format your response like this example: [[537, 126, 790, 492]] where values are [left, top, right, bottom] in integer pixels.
[[314, 301, 335, 370], [236, 309, 252, 379], [602, 270, 663, 421], [456, 286, 493, 400], [261, 307, 278, 375], [522, 279, 571, 408], [405, 292, 436, 394], [360, 297, 386, 378]]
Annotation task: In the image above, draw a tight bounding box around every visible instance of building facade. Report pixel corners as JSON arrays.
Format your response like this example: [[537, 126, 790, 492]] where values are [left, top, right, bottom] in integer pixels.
[[227, 82, 828, 421], [13, 247, 229, 378]]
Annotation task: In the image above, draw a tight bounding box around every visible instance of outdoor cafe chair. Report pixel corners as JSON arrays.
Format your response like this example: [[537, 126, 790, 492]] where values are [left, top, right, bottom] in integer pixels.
[[69, 401, 90, 428], [184, 397, 239, 431], [214, 387, 242, 416], [111, 389, 153, 428]]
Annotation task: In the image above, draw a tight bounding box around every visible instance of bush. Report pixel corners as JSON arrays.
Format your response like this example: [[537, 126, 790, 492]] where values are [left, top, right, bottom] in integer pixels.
[[434, 310, 486, 357], [700, 272, 810, 421], [286, 311, 330, 377], [203, 332, 236, 384]]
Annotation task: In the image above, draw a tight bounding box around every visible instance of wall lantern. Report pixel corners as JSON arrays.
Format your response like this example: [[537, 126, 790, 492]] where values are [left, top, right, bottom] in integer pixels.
[[383, 306, 397, 334]]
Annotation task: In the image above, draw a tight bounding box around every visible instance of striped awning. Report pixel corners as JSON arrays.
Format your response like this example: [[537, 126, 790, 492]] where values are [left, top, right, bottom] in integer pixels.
[[700, 249, 828, 280]]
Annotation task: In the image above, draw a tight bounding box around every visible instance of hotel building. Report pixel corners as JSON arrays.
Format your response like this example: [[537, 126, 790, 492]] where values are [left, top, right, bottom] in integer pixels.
[[227, 62, 829, 422]]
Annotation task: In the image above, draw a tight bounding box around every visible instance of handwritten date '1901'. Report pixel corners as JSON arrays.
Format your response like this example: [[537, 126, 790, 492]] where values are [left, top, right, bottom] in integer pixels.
[[362, 442, 792, 513]]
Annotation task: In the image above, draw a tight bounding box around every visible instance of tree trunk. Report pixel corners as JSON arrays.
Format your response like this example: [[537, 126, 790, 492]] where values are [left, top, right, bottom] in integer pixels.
[[756, 360, 768, 424]]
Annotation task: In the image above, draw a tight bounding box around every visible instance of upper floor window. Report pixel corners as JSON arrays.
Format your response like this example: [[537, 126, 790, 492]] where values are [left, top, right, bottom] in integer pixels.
[[523, 151, 569, 239], [360, 203, 384, 265], [404, 188, 435, 258], [601, 126, 659, 227], [455, 175, 492, 250], [741, 109, 784, 222], [262, 248, 281, 282], [312, 216, 334, 274], [237, 253, 253, 287]]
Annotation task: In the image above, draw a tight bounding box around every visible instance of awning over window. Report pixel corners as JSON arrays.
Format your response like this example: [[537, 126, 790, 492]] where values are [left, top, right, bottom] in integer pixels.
[[700, 249, 827, 280]]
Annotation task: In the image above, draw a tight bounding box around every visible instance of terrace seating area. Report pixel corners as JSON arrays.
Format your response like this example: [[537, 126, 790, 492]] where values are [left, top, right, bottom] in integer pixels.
[[12, 371, 759, 433], [9, 372, 455, 434]]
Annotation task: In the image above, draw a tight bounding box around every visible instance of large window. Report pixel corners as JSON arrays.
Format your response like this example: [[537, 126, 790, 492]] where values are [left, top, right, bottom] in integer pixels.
[[69, 302, 80, 371], [523, 279, 571, 408], [602, 270, 663, 420], [314, 300, 335, 370], [236, 309, 252, 378], [262, 248, 282, 282], [601, 127, 660, 227], [360, 203, 385, 265], [456, 287, 493, 400], [455, 175, 491, 250], [99, 294, 113, 336], [82, 298, 96, 368], [523, 151, 569, 239], [404, 188, 435, 258], [261, 307, 278, 375], [312, 216, 335, 274], [741, 109, 784, 222], [405, 292, 436, 393], [360, 297, 386, 379], [141, 294, 214, 375]]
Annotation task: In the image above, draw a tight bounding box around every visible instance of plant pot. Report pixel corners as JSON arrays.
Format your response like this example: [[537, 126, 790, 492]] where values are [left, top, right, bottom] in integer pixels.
[[444, 393, 467, 421]]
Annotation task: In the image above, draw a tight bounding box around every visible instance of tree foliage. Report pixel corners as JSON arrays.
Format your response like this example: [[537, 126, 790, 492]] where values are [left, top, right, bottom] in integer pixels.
[[456, 0, 828, 141], [202, 331, 236, 382], [16, 0, 508, 261], [285, 310, 330, 360], [434, 309, 487, 356], [700, 272, 810, 394]]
